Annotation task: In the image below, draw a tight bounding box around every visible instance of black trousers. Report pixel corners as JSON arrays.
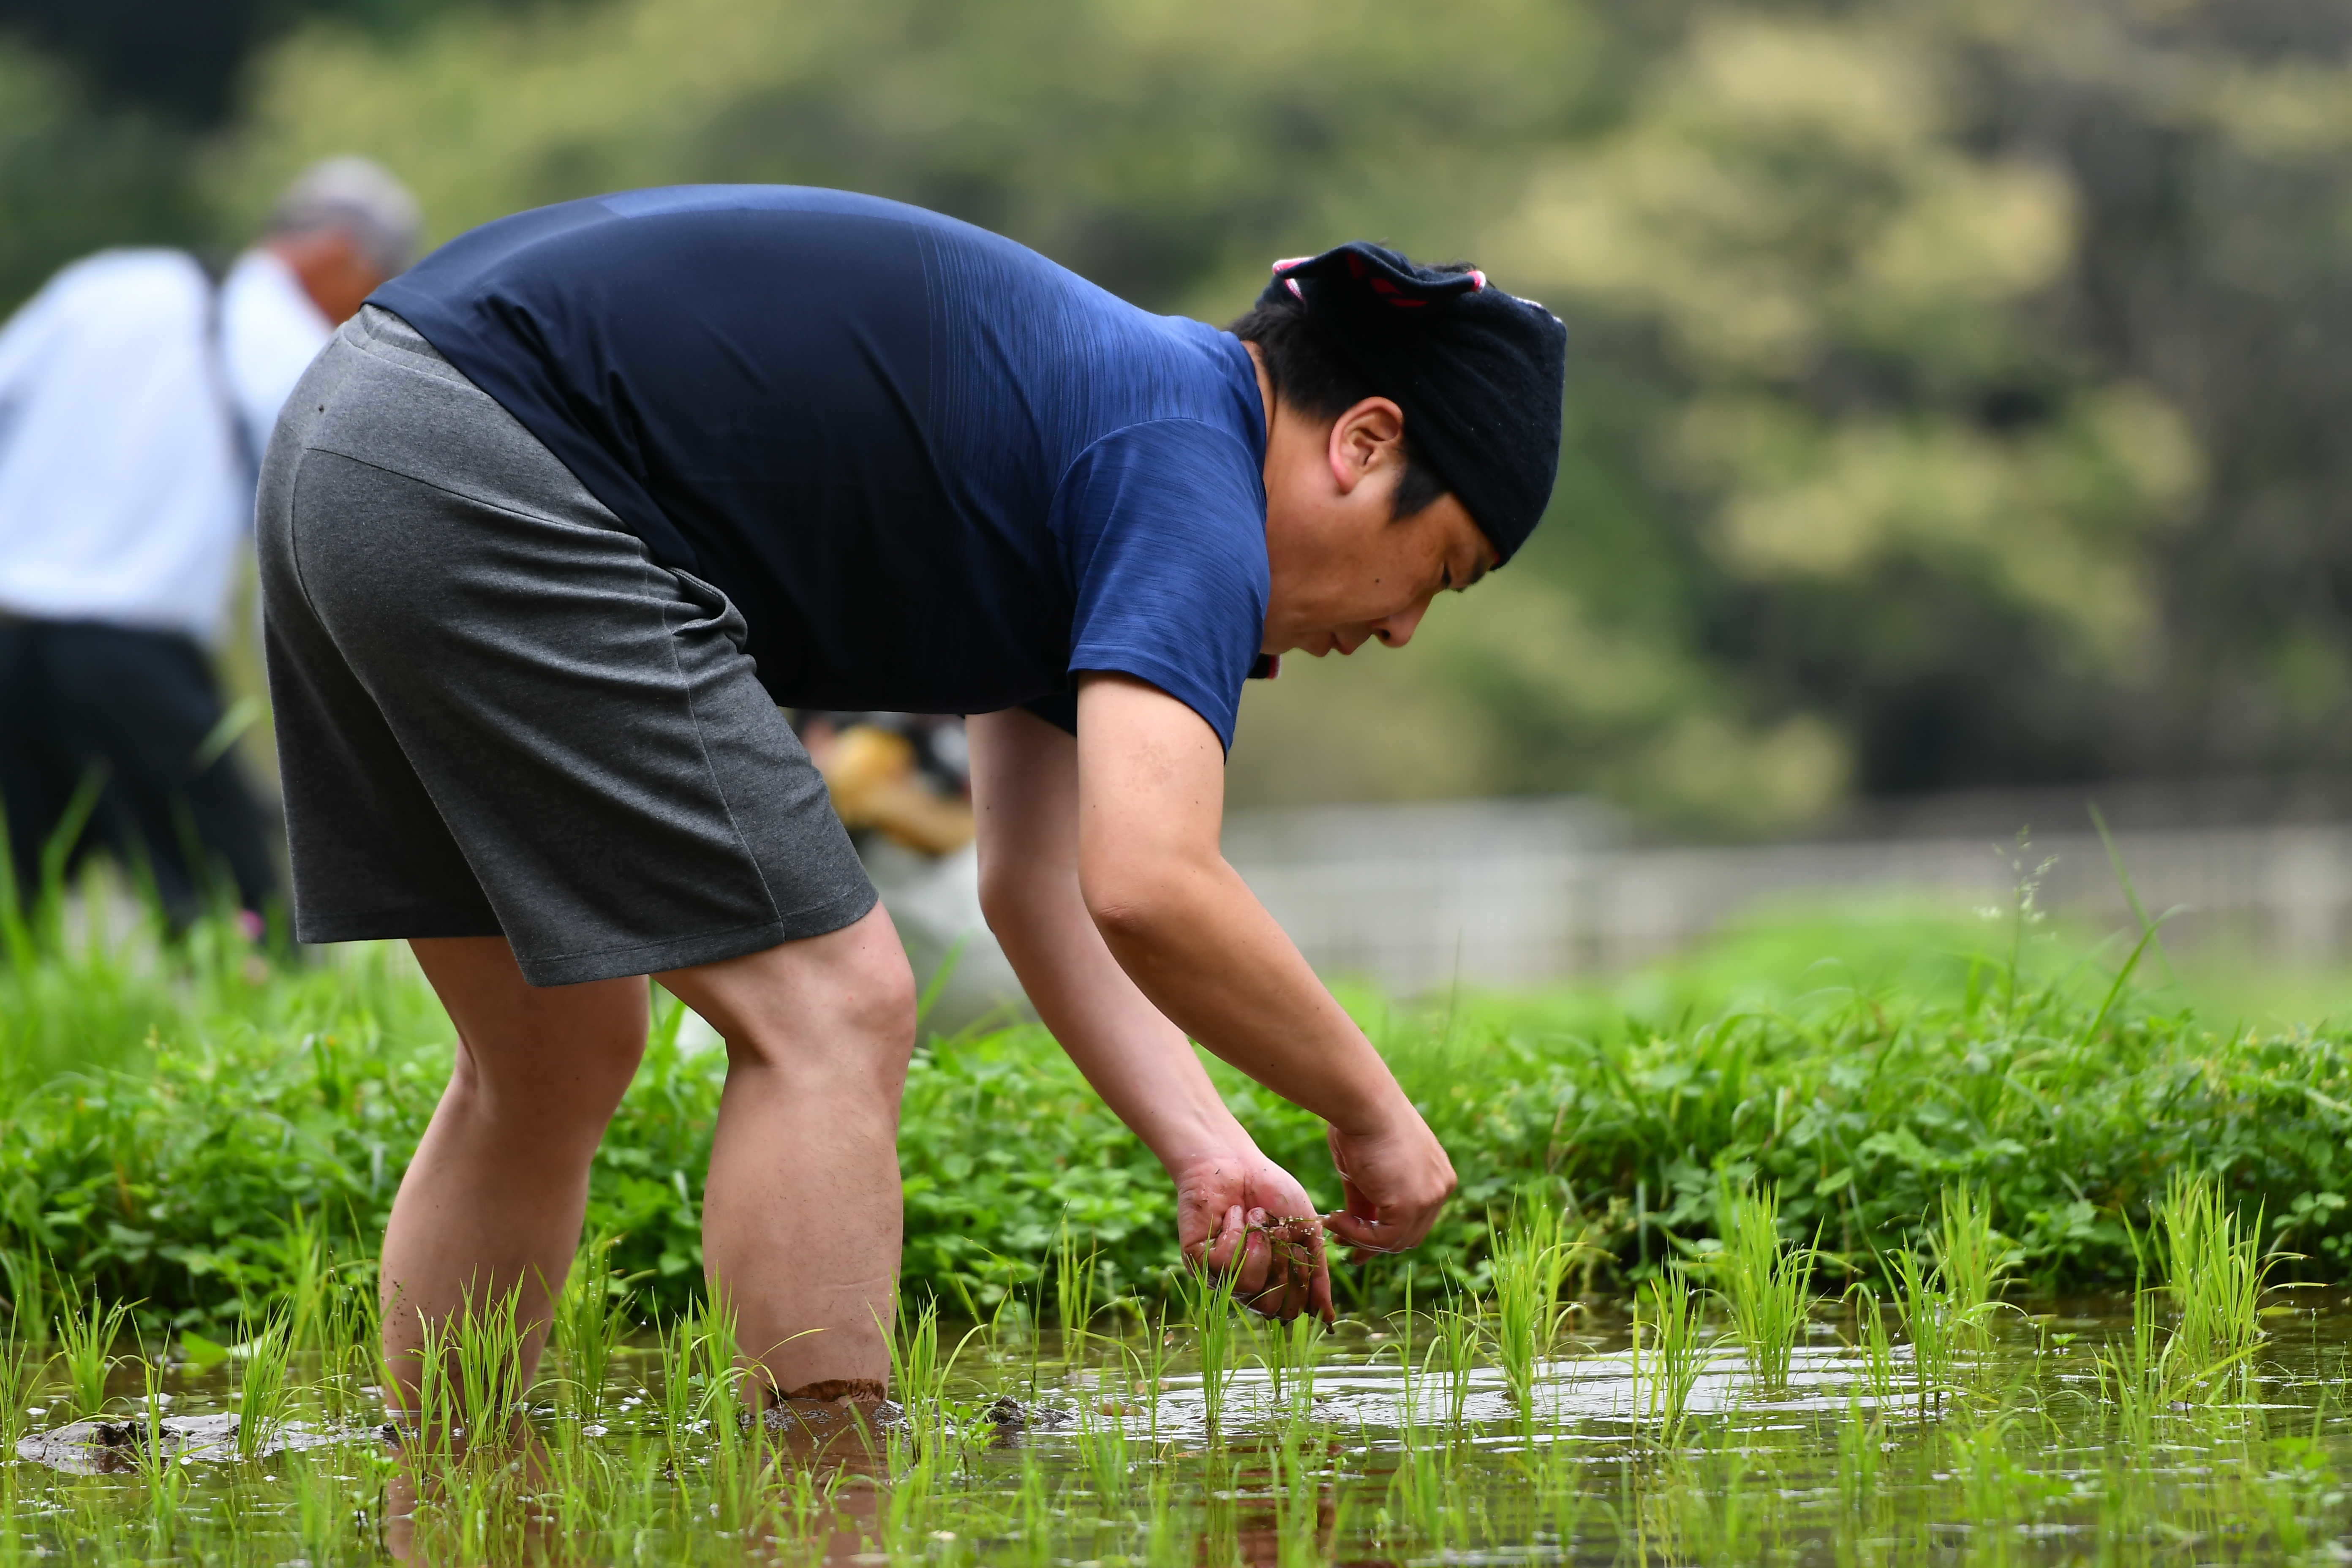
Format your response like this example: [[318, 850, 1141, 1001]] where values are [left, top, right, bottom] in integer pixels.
[[0, 618, 279, 924]]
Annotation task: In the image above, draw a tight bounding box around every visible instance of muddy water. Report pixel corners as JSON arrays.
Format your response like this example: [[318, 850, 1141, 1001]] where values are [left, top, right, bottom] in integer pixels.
[[5, 1297, 2351, 1564]]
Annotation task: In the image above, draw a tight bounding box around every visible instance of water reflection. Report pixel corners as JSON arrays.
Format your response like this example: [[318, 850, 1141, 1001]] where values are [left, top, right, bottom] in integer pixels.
[[5, 1298, 2350, 1563]]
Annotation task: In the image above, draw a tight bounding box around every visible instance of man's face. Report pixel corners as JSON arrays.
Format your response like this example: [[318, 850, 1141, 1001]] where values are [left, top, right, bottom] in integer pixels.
[[1258, 391, 1497, 658], [271, 228, 393, 326]]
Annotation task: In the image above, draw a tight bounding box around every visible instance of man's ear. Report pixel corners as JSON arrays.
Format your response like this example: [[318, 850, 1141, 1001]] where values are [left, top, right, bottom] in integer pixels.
[[1326, 397, 1406, 496]]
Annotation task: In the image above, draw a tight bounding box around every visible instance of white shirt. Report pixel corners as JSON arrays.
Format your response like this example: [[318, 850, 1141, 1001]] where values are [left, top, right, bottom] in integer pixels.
[[0, 248, 332, 644]]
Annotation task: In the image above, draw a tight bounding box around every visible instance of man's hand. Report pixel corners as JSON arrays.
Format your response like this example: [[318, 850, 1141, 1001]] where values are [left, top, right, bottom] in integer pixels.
[[1173, 1148, 1334, 1323], [1325, 1104, 1456, 1261]]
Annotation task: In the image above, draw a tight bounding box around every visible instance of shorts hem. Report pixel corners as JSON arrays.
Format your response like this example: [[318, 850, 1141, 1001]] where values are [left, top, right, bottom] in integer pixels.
[[295, 907, 504, 944], [514, 882, 881, 987]]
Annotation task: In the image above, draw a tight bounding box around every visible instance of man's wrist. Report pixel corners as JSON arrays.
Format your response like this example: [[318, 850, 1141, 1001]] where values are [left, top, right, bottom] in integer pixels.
[[1149, 1109, 1256, 1178], [1327, 1077, 1420, 1143]]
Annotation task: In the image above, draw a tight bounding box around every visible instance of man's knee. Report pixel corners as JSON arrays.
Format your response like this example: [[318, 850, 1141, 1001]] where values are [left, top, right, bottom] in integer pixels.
[[809, 933, 918, 1089], [447, 1017, 647, 1122], [705, 925, 917, 1098]]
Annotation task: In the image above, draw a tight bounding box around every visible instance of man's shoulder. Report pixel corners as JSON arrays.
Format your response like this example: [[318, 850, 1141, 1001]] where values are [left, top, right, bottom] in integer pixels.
[[0, 249, 207, 361], [32, 248, 208, 326], [54, 247, 206, 296]]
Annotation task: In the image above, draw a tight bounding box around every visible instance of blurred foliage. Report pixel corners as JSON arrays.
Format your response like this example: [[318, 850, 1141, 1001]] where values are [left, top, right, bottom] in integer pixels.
[[0, 40, 199, 309], [7, 0, 2352, 832]]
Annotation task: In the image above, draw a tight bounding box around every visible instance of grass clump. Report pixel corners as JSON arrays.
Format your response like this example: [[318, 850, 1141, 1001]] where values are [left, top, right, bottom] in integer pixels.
[[2157, 1170, 2273, 1373], [51, 1284, 133, 1418], [230, 1305, 293, 1461], [1929, 1181, 2018, 1348], [1709, 1181, 1814, 1395], [1631, 1261, 1707, 1444], [552, 1233, 635, 1423], [1488, 1191, 1579, 1410]]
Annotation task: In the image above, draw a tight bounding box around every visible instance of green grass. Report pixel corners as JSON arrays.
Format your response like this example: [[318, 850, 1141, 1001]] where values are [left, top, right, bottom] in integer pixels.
[[2, 886, 2352, 1331], [1707, 1180, 1815, 1395], [1631, 1261, 1707, 1444]]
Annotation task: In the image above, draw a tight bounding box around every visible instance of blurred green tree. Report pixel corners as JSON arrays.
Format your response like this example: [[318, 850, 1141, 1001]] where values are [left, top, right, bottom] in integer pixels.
[[19, 0, 2343, 830]]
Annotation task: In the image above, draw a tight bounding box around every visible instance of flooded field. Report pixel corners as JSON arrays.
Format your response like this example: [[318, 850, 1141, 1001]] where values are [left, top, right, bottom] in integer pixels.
[[5, 1278, 2349, 1566]]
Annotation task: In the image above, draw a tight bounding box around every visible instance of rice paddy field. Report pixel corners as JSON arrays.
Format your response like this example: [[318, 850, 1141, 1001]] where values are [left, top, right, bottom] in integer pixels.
[[2, 878, 2352, 1562]]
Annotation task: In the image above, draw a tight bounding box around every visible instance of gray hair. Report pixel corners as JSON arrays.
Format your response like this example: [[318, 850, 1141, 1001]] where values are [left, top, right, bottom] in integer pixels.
[[267, 157, 424, 277]]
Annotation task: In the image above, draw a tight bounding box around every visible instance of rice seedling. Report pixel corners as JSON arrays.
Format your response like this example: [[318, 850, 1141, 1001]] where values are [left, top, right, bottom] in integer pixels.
[[2096, 1280, 2175, 1450], [1710, 1180, 1814, 1395], [1489, 1192, 1579, 1413], [277, 1206, 332, 1355], [127, 1342, 185, 1548], [1177, 1254, 1242, 1428], [50, 1284, 133, 1418], [653, 1304, 701, 1446], [552, 1232, 635, 1422], [1846, 1282, 1899, 1404], [1052, 1216, 1100, 1353], [1422, 1296, 1480, 1428], [316, 1266, 379, 1413], [0, 1252, 46, 1343], [1125, 1303, 1174, 1440], [2158, 1169, 2272, 1377], [0, 1329, 40, 1449], [1262, 1309, 1325, 1419], [1930, 1181, 2017, 1348], [231, 1305, 295, 1461], [1631, 1262, 1707, 1446], [887, 1286, 984, 1468], [1893, 1243, 1972, 1412], [679, 1288, 759, 1509], [411, 1286, 528, 1459]]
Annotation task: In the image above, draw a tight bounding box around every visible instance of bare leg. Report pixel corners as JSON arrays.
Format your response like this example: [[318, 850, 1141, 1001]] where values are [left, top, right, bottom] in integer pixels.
[[657, 902, 916, 1405], [380, 936, 648, 1413]]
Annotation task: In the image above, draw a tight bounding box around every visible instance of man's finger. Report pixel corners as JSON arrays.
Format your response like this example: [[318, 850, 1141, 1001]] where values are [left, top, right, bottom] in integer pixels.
[[1234, 1222, 1273, 1299], [1324, 1209, 1402, 1255], [1203, 1203, 1246, 1277]]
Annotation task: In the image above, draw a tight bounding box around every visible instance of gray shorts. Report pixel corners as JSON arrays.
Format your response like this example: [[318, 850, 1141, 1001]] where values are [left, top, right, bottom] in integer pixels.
[[257, 306, 876, 985]]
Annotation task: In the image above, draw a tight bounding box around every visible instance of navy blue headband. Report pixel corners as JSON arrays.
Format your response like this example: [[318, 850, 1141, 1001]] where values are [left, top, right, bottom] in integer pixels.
[[1259, 242, 1566, 561]]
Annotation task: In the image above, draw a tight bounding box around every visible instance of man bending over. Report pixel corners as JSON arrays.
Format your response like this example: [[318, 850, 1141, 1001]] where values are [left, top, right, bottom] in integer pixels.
[[256, 187, 1566, 1412]]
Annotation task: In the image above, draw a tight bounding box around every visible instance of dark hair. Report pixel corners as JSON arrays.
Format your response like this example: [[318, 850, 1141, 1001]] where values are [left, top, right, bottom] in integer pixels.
[[1229, 294, 1451, 519]]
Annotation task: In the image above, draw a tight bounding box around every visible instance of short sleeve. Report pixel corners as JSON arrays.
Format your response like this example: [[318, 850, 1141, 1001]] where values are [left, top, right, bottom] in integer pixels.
[[1048, 419, 1269, 751]]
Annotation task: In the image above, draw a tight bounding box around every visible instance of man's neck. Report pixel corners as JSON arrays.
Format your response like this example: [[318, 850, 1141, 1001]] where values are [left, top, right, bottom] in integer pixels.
[[1242, 340, 1276, 445]]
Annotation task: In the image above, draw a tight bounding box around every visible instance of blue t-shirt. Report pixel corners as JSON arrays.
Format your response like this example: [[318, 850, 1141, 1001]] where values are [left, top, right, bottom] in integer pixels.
[[370, 186, 1271, 747]]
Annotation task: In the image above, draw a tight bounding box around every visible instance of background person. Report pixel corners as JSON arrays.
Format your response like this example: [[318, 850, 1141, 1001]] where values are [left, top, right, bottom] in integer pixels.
[[0, 156, 420, 926], [259, 187, 1563, 1415]]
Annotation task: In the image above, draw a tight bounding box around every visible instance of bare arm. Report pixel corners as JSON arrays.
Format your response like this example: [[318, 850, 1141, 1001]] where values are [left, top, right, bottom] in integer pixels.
[[968, 704, 1332, 1318], [1071, 673, 1454, 1258]]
